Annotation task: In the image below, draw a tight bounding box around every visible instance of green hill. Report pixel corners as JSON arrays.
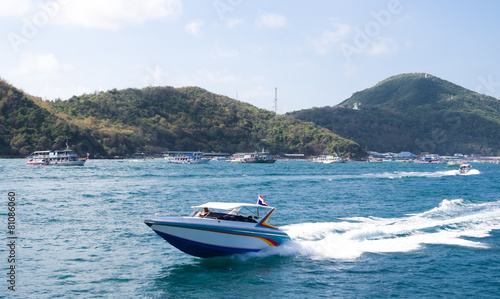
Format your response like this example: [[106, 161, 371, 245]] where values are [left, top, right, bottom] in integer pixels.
[[0, 80, 364, 158], [0, 78, 103, 156], [289, 73, 500, 156]]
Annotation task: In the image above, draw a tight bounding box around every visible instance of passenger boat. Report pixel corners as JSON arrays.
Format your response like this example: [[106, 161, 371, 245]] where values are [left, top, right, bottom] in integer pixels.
[[27, 149, 86, 166], [314, 154, 346, 163], [459, 164, 472, 174], [144, 197, 290, 258], [322, 155, 346, 164], [229, 151, 276, 163], [167, 152, 210, 164]]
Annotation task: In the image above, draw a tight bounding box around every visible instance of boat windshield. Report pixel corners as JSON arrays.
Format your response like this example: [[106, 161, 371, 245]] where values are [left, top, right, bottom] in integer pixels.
[[191, 204, 272, 223]]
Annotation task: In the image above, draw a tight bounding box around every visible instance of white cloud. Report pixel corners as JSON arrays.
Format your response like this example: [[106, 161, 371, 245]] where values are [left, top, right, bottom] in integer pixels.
[[11, 53, 72, 75], [53, 0, 182, 29], [241, 85, 271, 98], [195, 69, 235, 84], [312, 23, 351, 54], [255, 12, 286, 28], [225, 18, 243, 28], [174, 69, 236, 87], [342, 63, 358, 77], [214, 43, 239, 58], [363, 37, 398, 56], [0, 0, 32, 17], [185, 19, 204, 36]]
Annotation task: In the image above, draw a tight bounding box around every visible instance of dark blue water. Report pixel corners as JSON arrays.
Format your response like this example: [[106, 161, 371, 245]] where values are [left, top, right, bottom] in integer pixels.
[[1, 159, 499, 298]]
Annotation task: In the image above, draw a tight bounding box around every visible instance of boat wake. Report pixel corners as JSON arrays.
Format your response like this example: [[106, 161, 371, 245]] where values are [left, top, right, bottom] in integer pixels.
[[361, 169, 480, 179], [264, 199, 499, 260]]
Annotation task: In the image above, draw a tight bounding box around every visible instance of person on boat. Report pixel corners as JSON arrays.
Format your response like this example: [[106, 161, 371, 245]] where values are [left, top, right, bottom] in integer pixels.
[[200, 207, 210, 217]]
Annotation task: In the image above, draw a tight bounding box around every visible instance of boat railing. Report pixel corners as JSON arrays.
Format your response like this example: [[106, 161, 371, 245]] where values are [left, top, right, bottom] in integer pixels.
[[154, 213, 183, 217]]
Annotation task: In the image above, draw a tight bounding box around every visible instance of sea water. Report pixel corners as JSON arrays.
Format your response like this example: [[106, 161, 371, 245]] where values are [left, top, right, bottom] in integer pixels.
[[1, 159, 499, 298]]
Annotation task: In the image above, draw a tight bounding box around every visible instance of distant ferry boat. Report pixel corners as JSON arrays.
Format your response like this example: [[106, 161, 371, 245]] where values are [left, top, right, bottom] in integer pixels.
[[167, 152, 210, 164], [229, 151, 276, 163], [27, 149, 86, 166], [314, 154, 346, 163]]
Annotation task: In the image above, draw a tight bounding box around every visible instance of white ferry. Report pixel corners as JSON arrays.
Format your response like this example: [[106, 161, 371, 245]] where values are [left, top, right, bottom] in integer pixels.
[[27, 150, 86, 166], [167, 152, 210, 164], [229, 151, 276, 163]]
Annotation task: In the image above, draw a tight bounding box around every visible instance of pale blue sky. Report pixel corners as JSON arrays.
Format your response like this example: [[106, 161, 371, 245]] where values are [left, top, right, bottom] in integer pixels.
[[1, 0, 499, 113]]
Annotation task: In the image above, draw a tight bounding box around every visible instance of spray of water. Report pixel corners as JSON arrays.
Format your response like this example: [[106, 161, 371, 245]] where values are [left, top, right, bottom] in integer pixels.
[[262, 199, 499, 260]]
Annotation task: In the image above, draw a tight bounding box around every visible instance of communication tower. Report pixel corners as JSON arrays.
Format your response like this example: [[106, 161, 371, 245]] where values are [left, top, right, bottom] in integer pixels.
[[274, 87, 278, 114]]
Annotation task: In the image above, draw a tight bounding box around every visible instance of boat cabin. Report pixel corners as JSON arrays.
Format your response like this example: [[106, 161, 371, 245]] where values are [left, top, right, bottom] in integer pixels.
[[190, 202, 275, 224]]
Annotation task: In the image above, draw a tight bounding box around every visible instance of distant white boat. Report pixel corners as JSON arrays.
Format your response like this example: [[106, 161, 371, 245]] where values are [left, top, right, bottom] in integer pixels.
[[315, 154, 346, 163], [27, 149, 86, 166], [459, 164, 472, 174], [228, 151, 276, 163], [323, 155, 346, 164], [168, 152, 210, 164]]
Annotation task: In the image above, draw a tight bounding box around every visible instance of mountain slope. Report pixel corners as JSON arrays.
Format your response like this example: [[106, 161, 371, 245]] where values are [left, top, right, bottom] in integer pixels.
[[0, 78, 103, 156], [51, 86, 364, 158], [289, 73, 500, 155], [0, 80, 364, 158]]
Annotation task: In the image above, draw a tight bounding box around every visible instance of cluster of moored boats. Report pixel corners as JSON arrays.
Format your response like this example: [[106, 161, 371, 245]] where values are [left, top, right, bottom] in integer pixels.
[[165, 151, 276, 164]]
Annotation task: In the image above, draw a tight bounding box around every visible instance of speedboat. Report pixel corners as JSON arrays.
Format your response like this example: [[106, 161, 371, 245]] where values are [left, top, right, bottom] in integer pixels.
[[459, 164, 472, 174], [144, 199, 290, 258]]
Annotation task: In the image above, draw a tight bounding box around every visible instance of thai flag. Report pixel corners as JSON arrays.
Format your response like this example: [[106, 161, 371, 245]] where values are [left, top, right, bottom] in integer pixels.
[[257, 195, 268, 206]]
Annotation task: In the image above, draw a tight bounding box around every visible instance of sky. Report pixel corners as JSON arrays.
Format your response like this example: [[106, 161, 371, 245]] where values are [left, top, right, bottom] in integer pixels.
[[1, 0, 500, 113]]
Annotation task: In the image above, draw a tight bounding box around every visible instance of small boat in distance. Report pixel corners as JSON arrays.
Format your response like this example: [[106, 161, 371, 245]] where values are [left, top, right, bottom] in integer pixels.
[[27, 149, 86, 166], [167, 152, 210, 164], [322, 154, 346, 164], [314, 154, 346, 163], [229, 151, 276, 163], [459, 164, 472, 174], [144, 197, 290, 258]]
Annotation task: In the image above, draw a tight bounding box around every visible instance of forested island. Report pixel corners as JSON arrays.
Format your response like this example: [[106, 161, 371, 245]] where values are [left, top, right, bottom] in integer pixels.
[[0, 78, 362, 158], [1, 73, 499, 159], [289, 73, 500, 156]]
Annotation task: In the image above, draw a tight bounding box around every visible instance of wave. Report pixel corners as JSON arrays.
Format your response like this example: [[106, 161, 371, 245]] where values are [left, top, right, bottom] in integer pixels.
[[264, 199, 500, 260], [360, 169, 480, 179], [326, 169, 481, 181]]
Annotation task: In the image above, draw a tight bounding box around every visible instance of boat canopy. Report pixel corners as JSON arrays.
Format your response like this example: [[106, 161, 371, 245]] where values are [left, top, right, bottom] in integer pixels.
[[192, 202, 273, 210]]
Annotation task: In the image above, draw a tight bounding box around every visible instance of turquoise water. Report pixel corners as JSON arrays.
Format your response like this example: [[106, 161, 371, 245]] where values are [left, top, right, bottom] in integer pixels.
[[1, 159, 499, 298]]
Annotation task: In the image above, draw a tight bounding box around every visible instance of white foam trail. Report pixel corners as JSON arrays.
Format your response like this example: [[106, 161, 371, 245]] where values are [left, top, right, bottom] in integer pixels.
[[362, 170, 468, 179], [461, 169, 481, 176], [273, 199, 500, 260], [328, 169, 481, 181]]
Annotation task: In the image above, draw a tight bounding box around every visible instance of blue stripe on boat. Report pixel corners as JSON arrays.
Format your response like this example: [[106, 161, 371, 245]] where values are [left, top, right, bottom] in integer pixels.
[[154, 230, 260, 258], [147, 219, 289, 242]]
